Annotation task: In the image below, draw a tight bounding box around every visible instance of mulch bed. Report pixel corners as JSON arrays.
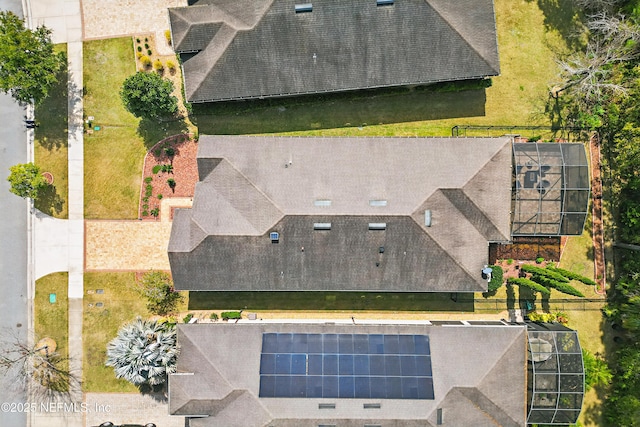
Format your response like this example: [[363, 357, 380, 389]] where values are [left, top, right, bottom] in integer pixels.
[[139, 134, 198, 220]]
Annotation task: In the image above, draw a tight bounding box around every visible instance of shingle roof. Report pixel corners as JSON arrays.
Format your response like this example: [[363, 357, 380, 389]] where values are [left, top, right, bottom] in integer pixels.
[[169, 322, 527, 426], [168, 136, 512, 292], [168, 0, 500, 102]]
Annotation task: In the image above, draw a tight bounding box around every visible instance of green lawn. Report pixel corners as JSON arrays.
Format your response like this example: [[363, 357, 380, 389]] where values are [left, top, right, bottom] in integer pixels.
[[34, 44, 68, 218], [189, 291, 474, 312], [83, 39, 192, 219], [34, 272, 69, 358], [83, 272, 149, 392], [192, 0, 579, 137]]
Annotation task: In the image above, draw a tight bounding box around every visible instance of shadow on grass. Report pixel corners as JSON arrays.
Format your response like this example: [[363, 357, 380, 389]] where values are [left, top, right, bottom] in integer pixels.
[[191, 84, 488, 135], [188, 291, 475, 312], [137, 117, 190, 149], [35, 184, 65, 216], [527, 0, 586, 51], [35, 53, 68, 150]]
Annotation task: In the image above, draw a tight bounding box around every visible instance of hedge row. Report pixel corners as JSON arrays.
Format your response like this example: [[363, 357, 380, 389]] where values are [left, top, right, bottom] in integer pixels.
[[488, 265, 504, 292], [531, 274, 585, 298], [546, 265, 597, 286], [507, 277, 551, 295], [520, 264, 569, 283], [221, 311, 242, 320]]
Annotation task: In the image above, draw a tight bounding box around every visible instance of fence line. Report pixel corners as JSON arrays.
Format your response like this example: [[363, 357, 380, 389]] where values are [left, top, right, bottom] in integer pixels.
[[473, 298, 605, 312]]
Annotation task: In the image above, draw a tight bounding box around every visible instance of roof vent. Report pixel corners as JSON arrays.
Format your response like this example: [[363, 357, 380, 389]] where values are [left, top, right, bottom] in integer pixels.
[[425, 210, 432, 227], [369, 200, 387, 207], [314, 199, 332, 207], [318, 403, 335, 409], [314, 223, 331, 230], [270, 232, 279, 243], [377, 0, 394, 5], [437, 407, 443, 425], [295, 3, 313, 13], [368, 223, 386, 230], [363, 403, 381, 409]]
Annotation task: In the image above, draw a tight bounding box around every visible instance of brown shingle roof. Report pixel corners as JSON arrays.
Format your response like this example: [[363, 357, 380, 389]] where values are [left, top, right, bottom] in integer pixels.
[[168, 0, 500, 102], [168, 136, 512, 293]]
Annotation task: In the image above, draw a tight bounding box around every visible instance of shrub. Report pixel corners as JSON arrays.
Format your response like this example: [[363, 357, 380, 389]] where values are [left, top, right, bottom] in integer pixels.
[[142, 204, 148, 210], [507, 277, 551, 295], [531, 274, 585, 297], [144, 37, 148, 42], [506, 258, 514, 265], [136, 52, 143, 59], [136, 38, 140, 43], [153, 59, 164, 72], [150, 207, 159, 217], [210, 312, 219, 321], [142, 210, 149, 216], [183, 313, 193, 323], [144, 43, 149, 49], [164, 146, 175, 157], [161, 164, 173, 173], [487, 265, 504, 292], [167, 178, 176, 189], [159, 316, 177, 327], [221, 311, 242, 320], [546, 265, 597, 286], [165, 29, 172, 45], [144, 176, 152, 184], [140, 55, 151, 67], [535, 256, 545, 264], [527, 311, 557, 323], [137, 46, 142, 52], [521, 264, 569, 282], [583, 349, 612, 391], [152, 164, 162, 174], [147, 49, 152, 56], [157, 194, 163, 200], [166, 60, 176, 71]]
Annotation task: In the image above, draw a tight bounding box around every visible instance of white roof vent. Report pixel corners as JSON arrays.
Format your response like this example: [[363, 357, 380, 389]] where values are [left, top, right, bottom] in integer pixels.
[[425, 210, 432, 227], [368, 223, 387, 230], [295, 3, 313, 13], [369, 200, 387, 207], [313, 223, 331, 230], [314, 199, 331, 207]]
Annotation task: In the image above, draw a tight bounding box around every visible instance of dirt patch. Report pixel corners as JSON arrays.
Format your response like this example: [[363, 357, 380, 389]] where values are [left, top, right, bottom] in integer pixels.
[[139, 134, 198, 220]]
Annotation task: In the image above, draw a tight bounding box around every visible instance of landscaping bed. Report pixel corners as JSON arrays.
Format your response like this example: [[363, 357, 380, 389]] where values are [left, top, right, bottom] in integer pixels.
[[139, 134, 198, 219]]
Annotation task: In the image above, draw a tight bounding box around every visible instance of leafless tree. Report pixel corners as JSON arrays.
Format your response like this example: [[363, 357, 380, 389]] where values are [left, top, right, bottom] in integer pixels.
[[0, 331, 81, 404], [573, 0, 621, 12], [552, 13, 639, 101]]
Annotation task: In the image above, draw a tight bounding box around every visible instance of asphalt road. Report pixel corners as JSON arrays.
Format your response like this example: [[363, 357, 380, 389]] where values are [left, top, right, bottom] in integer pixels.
[[0, 3, 30, 427]]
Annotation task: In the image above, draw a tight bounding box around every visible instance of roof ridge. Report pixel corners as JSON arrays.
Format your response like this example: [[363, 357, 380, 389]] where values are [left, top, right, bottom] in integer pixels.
[[440, 188, 505, 241], [426, 0, 500, 74]]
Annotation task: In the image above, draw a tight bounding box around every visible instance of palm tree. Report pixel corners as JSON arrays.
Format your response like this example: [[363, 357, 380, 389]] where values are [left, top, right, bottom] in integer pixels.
[[105, 318, 178, 387]]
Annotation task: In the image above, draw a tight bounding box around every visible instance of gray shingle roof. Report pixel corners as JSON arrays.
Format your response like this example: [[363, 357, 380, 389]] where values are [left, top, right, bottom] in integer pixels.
[[168, 0, 500, 102], [168, 136, 512, 292], [169, 322, 527, 426]]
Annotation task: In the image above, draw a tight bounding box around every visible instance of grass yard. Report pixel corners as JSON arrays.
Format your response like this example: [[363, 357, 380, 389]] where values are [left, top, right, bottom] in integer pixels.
[[83, 272, 149, 392], [83, 38, 192, 219], [34, 272, 68, 359], [192, 0, 580, 137], [34, 44, 68, 218], [189, 291, 475, 312]]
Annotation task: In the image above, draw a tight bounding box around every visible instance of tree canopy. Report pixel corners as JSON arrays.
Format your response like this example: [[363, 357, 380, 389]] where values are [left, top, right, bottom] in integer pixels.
[[6, 162, 48, 199], [120, 71, 178, 119], [137, 271, 183, 316], [0, 11, 64, 105], [105, 318, 178, 387]]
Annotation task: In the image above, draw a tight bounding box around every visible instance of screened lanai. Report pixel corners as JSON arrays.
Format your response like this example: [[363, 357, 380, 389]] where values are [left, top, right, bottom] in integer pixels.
[[512, 143, 590, 236], [526, 322, 584, 425]]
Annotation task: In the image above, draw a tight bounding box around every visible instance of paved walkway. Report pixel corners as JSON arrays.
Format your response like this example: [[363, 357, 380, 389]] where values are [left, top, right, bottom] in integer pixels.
[[81, 0, 186, 43], [85, 198, 191, 271], [85, 393, 184, 427]]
